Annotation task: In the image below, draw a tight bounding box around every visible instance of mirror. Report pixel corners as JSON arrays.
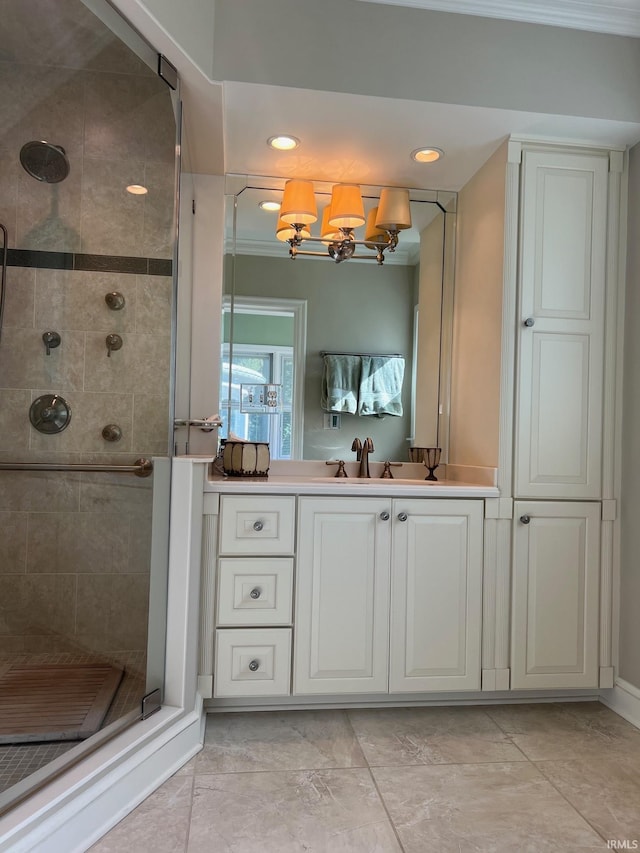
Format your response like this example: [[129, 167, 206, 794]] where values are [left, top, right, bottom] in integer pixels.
[[221, 176, 456, 462]]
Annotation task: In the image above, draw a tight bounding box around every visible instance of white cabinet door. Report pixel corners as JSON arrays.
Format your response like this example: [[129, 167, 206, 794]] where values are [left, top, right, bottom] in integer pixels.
[[515, 149, 608, 499], [511, 501, 600, 689], [389, 500, 483, 692], [294, 497, 391, 694]]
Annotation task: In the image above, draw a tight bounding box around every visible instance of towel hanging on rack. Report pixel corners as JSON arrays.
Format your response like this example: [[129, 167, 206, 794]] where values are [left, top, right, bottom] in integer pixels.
[[320, 354, 361, 414], [358, 355, 405, 417], [321, 353, 405, 416]]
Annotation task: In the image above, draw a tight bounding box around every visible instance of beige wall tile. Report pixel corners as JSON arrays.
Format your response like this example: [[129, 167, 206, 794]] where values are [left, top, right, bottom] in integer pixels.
[[76, 573, 149, 652], [0, 468, 80, 512], [80, 159, 145, 256], [35, 269, 137, 333], [0, 573, 76, 637], [0, 512, 28, 574], [26, 511, 130, 574], [3, 267, 35, 330], [29, 391, 134, 453], [0, 328, 85, 390], [0, 148, 19, 247], [16, 165, 82, 253], [135, 276, 172, 334], [0, 390, 31, 452], [132, 394, 169, 456], [83, 331, 170, 394], [83, 73, 166, 163], [79, 475, 153, 515], [141, 164, 175, 259]]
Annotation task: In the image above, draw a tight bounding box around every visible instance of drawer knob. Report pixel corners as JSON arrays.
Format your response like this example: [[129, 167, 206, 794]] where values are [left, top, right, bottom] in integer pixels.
[[248, 659, 260, 672], [520, 514, 531, 524], [379, 511, 390, 521], [397, 512, 408, 522], [249, 587, 262, 600], [523, 317, 535, 327], [253, 520, 264, 532]]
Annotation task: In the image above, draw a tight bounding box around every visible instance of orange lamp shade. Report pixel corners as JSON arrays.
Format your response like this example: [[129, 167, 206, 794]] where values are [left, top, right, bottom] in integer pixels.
[[364, 206, 387, 248], [276, 217, 310, 241], [375, 188, 412, 231], [279, 179, 318, 225], [320, 204, 341, 245], [328, 183, 365, 229]]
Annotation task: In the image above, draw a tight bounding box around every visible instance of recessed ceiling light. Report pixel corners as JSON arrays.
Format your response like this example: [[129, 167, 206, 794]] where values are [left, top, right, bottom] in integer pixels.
[[410, 147, 444, 164], [267, 135, 300, 151], [259, 200, 281, 212], [126, 184, 148, 195]]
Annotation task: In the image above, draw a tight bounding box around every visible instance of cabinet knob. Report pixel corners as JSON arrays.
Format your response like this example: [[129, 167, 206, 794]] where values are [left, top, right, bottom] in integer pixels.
[[397, 512, 408, 522], [249, 587, 262, 599], [523, 317, 535, 327], [253, 520, 264, 532], [379, 511, 390, 521], [248, 659, 260, 672], [520, 514, 531, 524]]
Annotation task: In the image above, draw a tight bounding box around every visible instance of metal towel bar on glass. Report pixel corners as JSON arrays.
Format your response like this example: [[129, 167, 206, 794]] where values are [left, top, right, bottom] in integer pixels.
[[0, 458, 153, 477]]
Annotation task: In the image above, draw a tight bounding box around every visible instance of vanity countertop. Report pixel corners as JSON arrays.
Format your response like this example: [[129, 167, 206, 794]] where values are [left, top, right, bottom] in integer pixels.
[[204, 460, 499, 498]]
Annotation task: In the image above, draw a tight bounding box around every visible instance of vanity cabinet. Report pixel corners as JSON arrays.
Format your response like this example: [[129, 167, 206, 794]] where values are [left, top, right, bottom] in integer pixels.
[[213, 495, 295, 697], [389, 499, 483, 692], [294, 497, 391, 694], [511, 501, 601, 689], [293, 496, 484, 695], [514, 148, 608, 500]]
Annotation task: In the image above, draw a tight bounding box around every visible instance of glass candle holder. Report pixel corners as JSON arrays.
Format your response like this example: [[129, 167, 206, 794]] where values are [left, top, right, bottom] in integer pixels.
[[423, 447, 441, 481]]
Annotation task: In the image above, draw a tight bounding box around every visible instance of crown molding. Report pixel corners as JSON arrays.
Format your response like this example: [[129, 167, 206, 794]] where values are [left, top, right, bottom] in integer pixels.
[[356, 0, 640, 37]]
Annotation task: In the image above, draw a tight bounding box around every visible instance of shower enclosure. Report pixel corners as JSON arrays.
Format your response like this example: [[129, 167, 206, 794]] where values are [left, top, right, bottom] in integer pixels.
[[0, 0, 178, 808]]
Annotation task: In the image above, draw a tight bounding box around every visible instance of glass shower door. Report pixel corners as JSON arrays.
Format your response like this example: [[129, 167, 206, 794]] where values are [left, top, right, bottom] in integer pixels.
[[0, 0, 178, 806]]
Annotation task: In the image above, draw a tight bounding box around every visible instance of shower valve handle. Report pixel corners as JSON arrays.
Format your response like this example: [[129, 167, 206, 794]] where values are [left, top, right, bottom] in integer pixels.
[[42, 331, 61, 356], [106, 333, 123, 357]]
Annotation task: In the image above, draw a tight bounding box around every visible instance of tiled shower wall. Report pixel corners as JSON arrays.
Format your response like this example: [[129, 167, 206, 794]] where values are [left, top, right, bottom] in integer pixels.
[[0, 0, 176, 673]]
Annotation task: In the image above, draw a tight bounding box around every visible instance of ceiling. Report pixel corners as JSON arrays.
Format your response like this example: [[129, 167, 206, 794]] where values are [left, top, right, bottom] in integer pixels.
[[217, 0, 640, 253], [354, 0, 640, 38]]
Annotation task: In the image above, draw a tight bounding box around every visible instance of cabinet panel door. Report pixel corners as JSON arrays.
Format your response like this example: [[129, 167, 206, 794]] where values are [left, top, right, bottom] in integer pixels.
[[389, 500, 483, 692], [511, 501, 600, 689], [515, 150, 607, 499], [294, 497, 391, 695]]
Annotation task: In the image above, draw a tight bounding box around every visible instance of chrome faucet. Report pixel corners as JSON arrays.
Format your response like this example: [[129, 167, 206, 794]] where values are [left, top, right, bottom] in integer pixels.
[[351, 436, 374, 478]]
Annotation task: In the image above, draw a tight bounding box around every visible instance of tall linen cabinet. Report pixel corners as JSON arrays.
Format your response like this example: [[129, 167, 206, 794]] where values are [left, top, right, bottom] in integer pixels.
[[493, 142, 624, 691]]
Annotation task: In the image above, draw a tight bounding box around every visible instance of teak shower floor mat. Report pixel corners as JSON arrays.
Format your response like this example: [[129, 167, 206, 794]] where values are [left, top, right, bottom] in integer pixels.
[[0, 662, 124, 744]]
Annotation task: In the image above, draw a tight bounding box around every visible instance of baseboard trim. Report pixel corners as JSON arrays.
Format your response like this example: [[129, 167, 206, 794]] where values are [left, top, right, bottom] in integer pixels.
[[0, 700, 205, 853], [600, 678, 640, 730]]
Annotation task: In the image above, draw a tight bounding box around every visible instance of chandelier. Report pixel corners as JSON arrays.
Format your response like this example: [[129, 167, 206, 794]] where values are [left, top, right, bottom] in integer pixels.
[[275, 180, 412, 265]]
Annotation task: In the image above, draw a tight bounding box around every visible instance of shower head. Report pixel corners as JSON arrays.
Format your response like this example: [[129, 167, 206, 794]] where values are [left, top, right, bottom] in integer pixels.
[[19, 141, 70, 183]]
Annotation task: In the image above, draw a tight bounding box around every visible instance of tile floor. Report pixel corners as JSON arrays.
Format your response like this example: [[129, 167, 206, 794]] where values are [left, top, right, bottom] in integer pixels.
[[90, 701, 640, 852], [0, 652, 146, 794]]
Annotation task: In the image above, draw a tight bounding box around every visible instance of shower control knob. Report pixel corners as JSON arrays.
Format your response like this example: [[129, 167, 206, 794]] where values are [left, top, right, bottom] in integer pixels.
[[102, 424, 122, 442], [248, 660, 260, 672], [253, 520, 264, 531], [523, 317, 535, 327], [42, 330, 61, 355], [397, 512, 408, 522], [520, 514, 531, 524], [106, 333, 123, 357], [105, 291, 125, 311], [249, 588, 262, 600]]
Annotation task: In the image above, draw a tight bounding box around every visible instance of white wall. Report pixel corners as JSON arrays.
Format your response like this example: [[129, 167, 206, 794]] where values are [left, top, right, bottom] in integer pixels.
[[448, 141, 507, 468], [620, 142, 640, 691], [212, 0, 640, 124]]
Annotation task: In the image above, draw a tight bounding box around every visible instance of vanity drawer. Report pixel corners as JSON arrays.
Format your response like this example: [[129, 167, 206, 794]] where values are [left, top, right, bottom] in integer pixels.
[[219, 495, 295, 555], [214, 628, 291, 697], [217, 558, 293, 626]]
